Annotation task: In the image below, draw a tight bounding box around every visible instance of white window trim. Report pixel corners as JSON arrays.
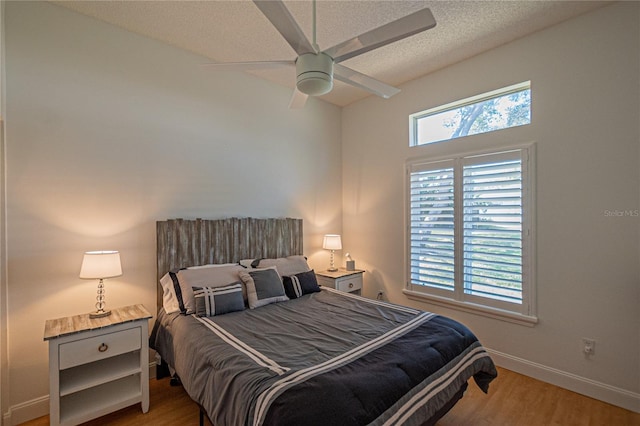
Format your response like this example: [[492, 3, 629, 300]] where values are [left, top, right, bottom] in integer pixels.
[[404, 142, 537, 325], [402, 289, 538, 326], [409, 81, 531, 147]]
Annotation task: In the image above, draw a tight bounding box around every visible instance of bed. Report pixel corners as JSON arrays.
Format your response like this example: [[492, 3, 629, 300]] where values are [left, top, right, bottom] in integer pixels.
[[150, 218, 497, 426]]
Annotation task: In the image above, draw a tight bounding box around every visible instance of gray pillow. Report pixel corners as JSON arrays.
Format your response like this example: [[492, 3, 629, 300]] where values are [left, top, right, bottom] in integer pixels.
[[238, 267, 289, 309], [282, 270, 321, 299], [193, 282, 245, 316], [239, 255, 311, 277]]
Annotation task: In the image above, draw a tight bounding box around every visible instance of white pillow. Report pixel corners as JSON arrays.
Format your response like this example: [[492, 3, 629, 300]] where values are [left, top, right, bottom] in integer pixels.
[[160, 272, 181, 314]]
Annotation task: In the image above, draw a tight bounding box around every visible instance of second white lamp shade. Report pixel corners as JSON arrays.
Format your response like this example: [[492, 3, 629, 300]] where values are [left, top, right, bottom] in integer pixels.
[[322, 234, 342, 251]]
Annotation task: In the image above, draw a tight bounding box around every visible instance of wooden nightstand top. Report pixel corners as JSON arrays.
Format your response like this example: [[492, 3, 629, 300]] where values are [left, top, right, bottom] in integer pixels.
[[316, 268, 365, 279], [44, 304, 152, 341]]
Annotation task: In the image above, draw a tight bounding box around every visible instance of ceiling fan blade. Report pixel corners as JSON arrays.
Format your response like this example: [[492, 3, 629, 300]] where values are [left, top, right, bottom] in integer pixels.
[[288, 88, 309, 109], [253, 0, 314, 56], [334, 64, 401, 99], [324, 8, 436, 63], [202, 60, 294, 71]]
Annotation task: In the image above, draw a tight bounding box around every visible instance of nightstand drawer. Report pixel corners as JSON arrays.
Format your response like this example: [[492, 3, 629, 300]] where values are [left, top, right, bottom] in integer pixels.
[[59, 327, 141, 370], [335, 275, 363, 293]]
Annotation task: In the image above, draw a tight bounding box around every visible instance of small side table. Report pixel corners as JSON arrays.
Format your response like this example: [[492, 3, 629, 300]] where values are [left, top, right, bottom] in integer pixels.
[[316, 269, 364, 295], [44, 304, 152, 426]]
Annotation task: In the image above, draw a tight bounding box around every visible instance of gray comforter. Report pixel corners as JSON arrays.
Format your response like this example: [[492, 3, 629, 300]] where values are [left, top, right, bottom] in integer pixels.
[[151, 288, 497, 426]]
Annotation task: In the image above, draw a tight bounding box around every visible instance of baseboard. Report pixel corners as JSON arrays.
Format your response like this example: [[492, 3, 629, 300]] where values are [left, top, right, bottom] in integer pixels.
[[487, 348, 640, 413], [3, 394, 48, 426], [2, 361, 158, 425]]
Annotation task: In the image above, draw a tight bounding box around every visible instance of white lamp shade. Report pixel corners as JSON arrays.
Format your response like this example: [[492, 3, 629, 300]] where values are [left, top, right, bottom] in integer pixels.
[[323, 234, 342, 250], [79, 251, 122, 279]]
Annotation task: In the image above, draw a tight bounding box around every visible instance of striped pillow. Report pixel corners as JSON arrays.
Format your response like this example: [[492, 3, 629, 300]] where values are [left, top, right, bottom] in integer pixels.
[[282, 270, 321, 299], [160, 263, 246, 315], [193, 282, 245, 317]]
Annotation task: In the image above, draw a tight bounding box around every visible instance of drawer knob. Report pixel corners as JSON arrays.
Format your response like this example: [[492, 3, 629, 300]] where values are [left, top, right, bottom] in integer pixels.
[[349, 283, 354, 288], [98, 343, 109, 353]]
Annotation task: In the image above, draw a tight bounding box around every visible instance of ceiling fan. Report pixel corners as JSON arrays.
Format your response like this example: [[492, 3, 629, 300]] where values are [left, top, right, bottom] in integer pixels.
[[205, 0, 436, 108]]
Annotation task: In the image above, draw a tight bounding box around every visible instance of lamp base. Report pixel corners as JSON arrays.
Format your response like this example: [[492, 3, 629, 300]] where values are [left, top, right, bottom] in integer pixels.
[[89, 309, 112, 319], [327, 267, 338, 272]]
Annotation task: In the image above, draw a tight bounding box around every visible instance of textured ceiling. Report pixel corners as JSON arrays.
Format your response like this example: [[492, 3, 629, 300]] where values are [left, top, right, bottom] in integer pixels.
[[52, 0, 611, 107]]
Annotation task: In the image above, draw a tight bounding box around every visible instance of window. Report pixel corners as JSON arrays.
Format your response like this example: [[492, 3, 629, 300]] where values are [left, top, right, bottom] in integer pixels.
[[406, 146, 535, 323], [410, 82, 531, 146]]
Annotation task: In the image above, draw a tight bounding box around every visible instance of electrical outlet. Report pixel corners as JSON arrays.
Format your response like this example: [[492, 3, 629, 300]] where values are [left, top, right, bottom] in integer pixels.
[[582, 338, 596, 355]]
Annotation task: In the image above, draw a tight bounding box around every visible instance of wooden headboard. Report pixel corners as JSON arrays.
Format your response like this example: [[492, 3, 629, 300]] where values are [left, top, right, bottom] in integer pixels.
[[156, 217, 303, 309]]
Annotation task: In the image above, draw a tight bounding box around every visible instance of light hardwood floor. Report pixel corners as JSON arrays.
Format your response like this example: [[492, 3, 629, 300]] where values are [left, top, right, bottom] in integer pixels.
[[21, 367, 640, 426]]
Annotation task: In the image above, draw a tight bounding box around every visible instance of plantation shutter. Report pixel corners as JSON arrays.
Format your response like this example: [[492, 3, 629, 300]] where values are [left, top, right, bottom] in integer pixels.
[[462, 151, 524, 304], [408, 160, 455, 291]]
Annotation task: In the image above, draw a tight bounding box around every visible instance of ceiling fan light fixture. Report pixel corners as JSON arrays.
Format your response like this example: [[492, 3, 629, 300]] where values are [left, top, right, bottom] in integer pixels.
[[296, 52, 334, 96]]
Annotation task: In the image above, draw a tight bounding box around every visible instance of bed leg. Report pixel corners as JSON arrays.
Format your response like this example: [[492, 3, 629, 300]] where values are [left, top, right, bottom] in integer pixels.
[[155, 358, 172, 379], [199, 405, 213, 426]]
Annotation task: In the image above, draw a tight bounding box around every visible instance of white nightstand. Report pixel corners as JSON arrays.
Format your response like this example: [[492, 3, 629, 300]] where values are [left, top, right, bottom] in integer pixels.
[[44, 304, 152, 426], [316, 269, 364, 295]]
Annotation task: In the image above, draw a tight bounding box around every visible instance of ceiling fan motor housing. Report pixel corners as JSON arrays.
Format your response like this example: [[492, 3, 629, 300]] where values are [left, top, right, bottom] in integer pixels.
[[296, 52, 334, 96]]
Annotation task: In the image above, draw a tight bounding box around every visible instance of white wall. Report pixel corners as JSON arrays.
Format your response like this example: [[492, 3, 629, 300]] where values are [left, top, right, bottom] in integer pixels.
[[342, 1, 639, 411], [3, 1, 342, 423]]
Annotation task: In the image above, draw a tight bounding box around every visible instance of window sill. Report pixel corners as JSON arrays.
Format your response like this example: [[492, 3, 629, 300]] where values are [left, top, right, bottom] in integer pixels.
[[403, 289, 538, 327]]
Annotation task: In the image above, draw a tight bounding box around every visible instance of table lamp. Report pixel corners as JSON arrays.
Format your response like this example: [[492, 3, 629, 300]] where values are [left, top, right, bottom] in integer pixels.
[[79, 250, 122, 318], [323, 234, 342, 272]]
